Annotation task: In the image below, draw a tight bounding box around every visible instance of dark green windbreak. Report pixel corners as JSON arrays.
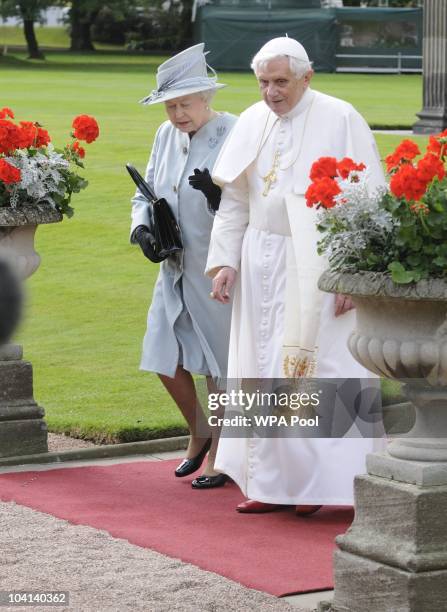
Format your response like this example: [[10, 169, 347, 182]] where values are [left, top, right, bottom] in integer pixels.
[[195, 7, 337, 72], [194, 6, 422, 73], [210, 0, 321, 6], [336, 7, 422, 71]]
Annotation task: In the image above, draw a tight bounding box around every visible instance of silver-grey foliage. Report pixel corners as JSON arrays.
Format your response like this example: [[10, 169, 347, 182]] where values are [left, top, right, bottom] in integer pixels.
[[316, 171, 397, 272]]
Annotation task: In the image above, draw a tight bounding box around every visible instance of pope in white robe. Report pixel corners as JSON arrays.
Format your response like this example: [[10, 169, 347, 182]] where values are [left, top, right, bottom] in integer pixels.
[[205, 37, 386, 512]]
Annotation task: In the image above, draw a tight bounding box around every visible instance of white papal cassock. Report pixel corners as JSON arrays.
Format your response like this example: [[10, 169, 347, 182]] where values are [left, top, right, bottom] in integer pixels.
[[205, 88, 386, 505]]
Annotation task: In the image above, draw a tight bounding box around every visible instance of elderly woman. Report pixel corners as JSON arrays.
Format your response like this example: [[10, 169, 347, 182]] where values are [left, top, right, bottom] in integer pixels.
[[130, 44, 236, 489]]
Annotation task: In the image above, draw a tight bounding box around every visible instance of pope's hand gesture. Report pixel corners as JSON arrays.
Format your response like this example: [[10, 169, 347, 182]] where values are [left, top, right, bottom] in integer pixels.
[[335, 293, 355, 317], [211, 267, 237, 303]]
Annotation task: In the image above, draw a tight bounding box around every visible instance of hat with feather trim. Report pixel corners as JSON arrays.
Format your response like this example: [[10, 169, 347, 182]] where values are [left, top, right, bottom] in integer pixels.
[[140, 43, 226, 105]]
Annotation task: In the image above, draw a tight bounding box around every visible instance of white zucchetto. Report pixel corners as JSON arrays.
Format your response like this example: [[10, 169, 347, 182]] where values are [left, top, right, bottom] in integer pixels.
[[255, 37, 310, 63]]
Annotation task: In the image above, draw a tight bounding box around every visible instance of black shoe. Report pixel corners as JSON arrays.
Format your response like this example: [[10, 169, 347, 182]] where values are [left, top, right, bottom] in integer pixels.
[[191, 473, 228, 489], [174, 437, 212, 478]]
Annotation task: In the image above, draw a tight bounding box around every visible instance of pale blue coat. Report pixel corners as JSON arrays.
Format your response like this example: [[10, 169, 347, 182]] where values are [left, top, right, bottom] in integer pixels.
[[130, 112, 237, 379]]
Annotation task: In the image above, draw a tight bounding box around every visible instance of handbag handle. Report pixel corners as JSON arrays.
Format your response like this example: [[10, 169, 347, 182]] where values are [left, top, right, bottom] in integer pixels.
[[126, 163, 157, 202]]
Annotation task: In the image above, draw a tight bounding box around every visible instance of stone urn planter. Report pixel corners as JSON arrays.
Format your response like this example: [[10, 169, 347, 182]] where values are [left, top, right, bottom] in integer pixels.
[[318, 270, 447, 612], [0, 203, 62, 459], [0, 204, 62, 280], [320, 269, 447, 463]]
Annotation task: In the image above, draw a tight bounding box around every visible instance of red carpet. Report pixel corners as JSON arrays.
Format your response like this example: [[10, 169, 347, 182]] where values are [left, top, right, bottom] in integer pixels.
[[0, 460, 352, 596]]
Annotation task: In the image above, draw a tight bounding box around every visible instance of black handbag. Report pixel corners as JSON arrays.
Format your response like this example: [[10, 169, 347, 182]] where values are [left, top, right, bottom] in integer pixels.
[[126, 163, 183, 260]]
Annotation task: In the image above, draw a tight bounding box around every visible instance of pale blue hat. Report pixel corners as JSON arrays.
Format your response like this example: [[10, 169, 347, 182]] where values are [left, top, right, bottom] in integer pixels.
[[140, 43, 226, 105]]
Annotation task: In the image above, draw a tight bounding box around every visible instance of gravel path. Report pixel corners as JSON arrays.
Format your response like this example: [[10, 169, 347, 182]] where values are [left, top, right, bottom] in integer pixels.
[[47, 433, 98, 452], [0, 501, 306, 612]]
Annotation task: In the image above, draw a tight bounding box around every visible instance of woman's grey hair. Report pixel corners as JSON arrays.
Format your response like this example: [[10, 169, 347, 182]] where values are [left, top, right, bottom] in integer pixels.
[[251, 53, 313, 79], [198, 89, 216, 103]]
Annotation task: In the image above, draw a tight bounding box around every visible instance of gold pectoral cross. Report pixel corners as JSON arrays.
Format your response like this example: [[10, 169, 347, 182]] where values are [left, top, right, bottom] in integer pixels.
[[262, 150, 280, 197]]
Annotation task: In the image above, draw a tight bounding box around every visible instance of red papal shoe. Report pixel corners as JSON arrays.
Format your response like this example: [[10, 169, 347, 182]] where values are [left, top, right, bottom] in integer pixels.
[[236, 499, 282, 513], [295, 505, 322, 516]]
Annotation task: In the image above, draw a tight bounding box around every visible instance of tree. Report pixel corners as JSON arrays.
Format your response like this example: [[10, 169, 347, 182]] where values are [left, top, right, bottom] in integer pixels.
[[44, 0, 194, 54], [67, 0, 99, 51], [168, 0, 194, 50], [125, 0, 194, 52], [0, 0, 52, 59], [61, 0, 131, 52], [57, 0, 193, 54], [151, 0, 194, 50]]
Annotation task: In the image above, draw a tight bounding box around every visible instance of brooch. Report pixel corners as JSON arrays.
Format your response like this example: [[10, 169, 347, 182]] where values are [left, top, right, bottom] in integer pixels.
[[216, 125, 227, 138]]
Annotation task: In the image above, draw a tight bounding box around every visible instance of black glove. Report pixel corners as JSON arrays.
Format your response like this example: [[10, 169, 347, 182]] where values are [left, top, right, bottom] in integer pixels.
[[188, 168, 222, 212], [133, 225, 164, 263]]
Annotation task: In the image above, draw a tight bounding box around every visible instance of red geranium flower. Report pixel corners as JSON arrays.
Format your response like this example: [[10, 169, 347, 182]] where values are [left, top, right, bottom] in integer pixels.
[[72, 140, 85, 158], [35, 126, 50, 148], [427, 135, 442, 157], [337, 157, 366, 179], [0, 158, 21, 184], [0, 107, 14, 120], [395, 139, 420, 160], [0, 119, 21, 155], [390, 164, 427, 202], [72, 115, 99, 143], [17, 121, 39, 148], [309, 157, 338, 181], [305, 177, 341, 209], [305, 182, 321, 208], [385, 139, 421, 173], [417, 153, 445, 183], [426, 129, 447, 158], [16, 122, 50, 149], [385, 152, 401, 173]]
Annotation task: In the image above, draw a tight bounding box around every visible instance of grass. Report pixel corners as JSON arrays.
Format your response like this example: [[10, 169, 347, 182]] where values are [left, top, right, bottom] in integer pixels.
[[0, 26, 69, 48], [1, 51, 419, 442], [0, 25, 123, 51], [0, 51, 422, 128]]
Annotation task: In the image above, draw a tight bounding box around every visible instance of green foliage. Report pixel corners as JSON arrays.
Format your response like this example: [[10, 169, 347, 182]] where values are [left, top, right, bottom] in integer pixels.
[[0, 0, 53, 21], [50, 1, 193, 53], [124, 0, 193, 51], [53, 154, 89, 218], [315, 176, 399, 275], [387, 261, 418, 283], [381, 171, 447, 283], [0, 141, 91, 218], [91, 6, 130, 45], [319, 163, 447, 285]]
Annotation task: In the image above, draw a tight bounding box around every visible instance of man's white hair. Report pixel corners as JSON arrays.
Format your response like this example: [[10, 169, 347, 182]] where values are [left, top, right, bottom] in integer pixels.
[[251, 53, 313, 79]]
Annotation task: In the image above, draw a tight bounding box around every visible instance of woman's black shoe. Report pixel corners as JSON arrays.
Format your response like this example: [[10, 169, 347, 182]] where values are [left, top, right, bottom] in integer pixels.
[[174, 437, 212, 477], [191, 473, 228, 489]]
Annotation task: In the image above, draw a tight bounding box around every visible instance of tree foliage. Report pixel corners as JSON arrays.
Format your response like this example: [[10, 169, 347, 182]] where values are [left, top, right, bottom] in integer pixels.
[[60, 0, 194, 52], [122, 0, 194, 51], [0, 0, 53, 59], [0, 0, 196, 55]]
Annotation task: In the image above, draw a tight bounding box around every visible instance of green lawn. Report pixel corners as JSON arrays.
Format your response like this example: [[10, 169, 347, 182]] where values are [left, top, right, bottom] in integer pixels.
[[0, 26, 69, 48], [1, 52, 419, 442], [0, 25, 123, 51]]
